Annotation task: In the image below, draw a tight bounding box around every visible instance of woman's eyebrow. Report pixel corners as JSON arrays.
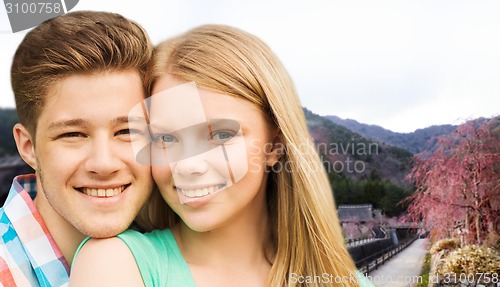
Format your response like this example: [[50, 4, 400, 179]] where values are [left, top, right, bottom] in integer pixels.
[[148, 123, 172, 132]]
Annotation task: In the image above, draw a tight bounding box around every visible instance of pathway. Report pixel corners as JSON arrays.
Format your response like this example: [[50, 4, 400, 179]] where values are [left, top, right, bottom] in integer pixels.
[[366, 238, 428, 287]]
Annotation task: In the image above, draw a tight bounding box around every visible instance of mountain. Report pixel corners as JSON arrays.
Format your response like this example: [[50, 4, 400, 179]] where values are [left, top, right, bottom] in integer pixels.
[[325, 115, 457, 154], [304, 109, 414, 215], [305, 109, 413, 184]]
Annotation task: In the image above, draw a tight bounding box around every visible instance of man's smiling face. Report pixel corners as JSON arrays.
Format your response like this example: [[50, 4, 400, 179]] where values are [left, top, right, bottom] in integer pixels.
[[33, 70, 152, 238]]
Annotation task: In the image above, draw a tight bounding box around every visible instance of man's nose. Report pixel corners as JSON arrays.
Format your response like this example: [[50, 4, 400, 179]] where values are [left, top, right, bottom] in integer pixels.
[[84, 137, 123, 176]]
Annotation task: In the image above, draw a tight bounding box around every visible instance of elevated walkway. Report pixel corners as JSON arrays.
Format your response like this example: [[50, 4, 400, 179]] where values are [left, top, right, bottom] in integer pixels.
[[366, 239, 428, 287]]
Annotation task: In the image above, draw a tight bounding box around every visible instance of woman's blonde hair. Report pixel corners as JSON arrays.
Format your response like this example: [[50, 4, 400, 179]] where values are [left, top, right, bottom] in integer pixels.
[[140, 24, 360, 287]]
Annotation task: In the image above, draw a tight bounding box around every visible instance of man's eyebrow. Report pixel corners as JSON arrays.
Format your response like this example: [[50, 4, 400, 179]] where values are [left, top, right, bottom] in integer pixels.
[[48, 119, 85, 130], [118, 116, 148, 124], [48, 117, 146, 130], [113, 116, 131, 124]]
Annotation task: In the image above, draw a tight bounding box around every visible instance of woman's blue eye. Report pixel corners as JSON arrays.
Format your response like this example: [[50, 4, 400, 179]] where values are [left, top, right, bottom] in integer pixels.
[[152, 134, 177, 143], [160, 134, 177, 143], [151, 133, 178, 149], [211, 130, 236, 144]]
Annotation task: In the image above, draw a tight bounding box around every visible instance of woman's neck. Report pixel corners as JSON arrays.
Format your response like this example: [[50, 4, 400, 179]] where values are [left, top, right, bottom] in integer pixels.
[[171, 189, 273, 287], [177, 217, 271, 266]]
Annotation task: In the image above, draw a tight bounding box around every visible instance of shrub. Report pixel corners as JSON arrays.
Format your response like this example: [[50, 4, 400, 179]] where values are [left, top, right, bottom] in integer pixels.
[[438, 245, 500, 274], [430, 238, 460, 255]]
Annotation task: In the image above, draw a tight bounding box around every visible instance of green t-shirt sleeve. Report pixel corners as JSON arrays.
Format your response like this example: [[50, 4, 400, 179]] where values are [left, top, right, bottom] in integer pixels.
[[72, 234, 158, 287], [72, 231, 160, 287], [117, 229, 160, 287], [357, 271, 376, 287]]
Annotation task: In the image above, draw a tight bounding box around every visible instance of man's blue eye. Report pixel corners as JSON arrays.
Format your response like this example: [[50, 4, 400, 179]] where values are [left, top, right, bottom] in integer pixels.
[[116, 129, 131, 135], [59, 132, 84, 138], [121, 128, 146, 135]]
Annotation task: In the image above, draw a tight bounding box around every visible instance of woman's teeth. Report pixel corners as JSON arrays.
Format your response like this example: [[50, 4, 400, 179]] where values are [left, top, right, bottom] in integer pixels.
[[179, 184, 225, 198], [81, 186, 125, 197]]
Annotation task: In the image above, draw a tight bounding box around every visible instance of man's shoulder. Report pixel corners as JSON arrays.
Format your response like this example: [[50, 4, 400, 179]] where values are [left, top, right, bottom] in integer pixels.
[[0, 210, 69, 286], [0, 209, 33, 286], [0, 178, 31, 242], [1, 174, 36, 208], [0, 207, 23, 254], [0, 206, 13, 239]]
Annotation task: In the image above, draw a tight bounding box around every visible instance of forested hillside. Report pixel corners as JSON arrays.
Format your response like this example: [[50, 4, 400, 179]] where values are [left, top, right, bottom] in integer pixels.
[[306, 109, 413, 183], [304, 109, 414, 216]]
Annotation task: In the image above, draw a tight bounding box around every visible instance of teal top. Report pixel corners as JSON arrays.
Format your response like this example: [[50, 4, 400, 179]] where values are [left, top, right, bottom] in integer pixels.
[[74, 229, 196, 287], [117, 229, 196, 287], [75, 228, 375, 287]]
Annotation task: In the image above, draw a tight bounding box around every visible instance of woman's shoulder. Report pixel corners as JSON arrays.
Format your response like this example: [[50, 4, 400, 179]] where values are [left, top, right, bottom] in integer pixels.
[[118, 228, 174, 248], [73, 236, 132, 266], [71, 237, 145, 286], [117, 228, 187, 266], [119, 227, 172, 238], [117, 228, 191, 286]]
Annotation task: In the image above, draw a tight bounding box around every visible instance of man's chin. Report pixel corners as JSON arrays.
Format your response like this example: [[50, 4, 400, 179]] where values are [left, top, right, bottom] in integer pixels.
[[82, 225, 129, 238]]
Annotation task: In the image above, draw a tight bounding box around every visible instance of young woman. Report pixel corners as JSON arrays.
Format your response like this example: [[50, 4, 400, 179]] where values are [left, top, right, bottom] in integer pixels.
[[70, 25, 373, 287]]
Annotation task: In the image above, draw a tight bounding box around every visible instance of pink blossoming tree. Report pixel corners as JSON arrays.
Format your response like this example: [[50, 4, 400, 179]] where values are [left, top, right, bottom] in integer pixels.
[[406, 117, 499, 246]]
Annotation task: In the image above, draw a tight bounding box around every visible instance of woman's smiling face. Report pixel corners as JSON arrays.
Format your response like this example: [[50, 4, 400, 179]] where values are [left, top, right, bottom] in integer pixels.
[[148, 75, 278, 232]]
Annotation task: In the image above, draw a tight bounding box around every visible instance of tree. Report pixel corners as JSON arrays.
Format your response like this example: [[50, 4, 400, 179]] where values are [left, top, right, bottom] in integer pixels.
[[406, 117, 499, 245]]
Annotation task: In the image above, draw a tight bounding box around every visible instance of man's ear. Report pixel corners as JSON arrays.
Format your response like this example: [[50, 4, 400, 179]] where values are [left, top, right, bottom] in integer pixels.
[[265, 132, 284, 167], [13, 123, 37, 170]]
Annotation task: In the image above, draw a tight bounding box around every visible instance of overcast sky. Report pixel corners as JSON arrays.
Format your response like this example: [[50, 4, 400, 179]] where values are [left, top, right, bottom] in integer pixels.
[[1, 0, 499, 133]]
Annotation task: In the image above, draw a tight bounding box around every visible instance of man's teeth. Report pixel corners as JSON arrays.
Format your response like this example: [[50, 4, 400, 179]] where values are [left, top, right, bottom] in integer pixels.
[[179, 185, 224, 198], [81, 186, 125, 197]]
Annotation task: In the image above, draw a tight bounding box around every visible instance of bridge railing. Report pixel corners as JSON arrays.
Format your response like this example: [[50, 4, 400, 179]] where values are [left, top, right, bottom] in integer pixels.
[[354, 235, 418, 274]]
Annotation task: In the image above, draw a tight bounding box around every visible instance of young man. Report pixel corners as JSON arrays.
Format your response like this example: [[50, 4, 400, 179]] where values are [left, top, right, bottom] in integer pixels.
[[0, 11, 153, 286]]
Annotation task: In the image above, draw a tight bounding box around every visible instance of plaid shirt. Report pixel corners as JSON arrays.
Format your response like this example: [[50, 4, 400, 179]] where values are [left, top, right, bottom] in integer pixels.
[[0, 174, 69, 287]]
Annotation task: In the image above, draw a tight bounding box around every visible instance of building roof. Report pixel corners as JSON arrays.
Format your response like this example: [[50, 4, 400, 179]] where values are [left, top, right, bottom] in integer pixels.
[[337, 204, 374, 222]]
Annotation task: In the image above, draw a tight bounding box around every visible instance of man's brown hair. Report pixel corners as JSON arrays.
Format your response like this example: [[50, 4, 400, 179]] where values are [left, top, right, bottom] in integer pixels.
[[11, 10, 153, 135]]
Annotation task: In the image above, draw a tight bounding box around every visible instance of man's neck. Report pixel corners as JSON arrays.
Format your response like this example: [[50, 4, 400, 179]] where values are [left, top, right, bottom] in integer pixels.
[[33, 191, 86, 266]]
